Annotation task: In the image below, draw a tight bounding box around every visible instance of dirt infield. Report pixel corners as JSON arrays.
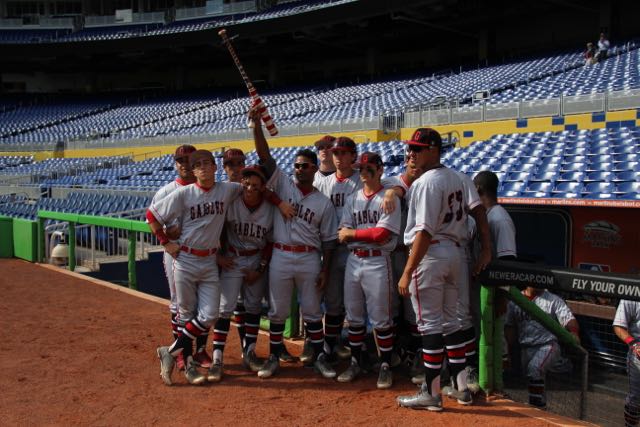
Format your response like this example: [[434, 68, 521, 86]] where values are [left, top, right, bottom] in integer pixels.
[[0, 259, 575, 426]]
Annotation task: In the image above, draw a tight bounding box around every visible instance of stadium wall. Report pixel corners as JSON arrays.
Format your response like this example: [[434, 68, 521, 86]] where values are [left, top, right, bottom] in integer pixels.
[[400, 109, 640, 148], [26, 129, 388, 159]]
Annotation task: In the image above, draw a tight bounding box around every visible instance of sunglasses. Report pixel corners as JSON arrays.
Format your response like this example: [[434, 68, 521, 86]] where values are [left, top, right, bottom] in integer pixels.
[[406, 145, 429, 154], [294, 162, 312, 170]]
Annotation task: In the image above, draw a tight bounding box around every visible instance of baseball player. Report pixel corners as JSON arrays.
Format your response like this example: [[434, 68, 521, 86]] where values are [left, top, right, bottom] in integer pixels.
[[248, 107, 339, 380], [149, 150, 243, 386], [505, 287, 579, 408], [336, 152, 401, 389], [613, 300, 640, 427], [150, 144, 200, 371], [440, 171, 492, 396], [312, 136, 361, 362], [215, 148, 296, 364], [315, 135, 337, 179], [396, 128, 472, 411], [208, 165, 275, 382], [382, 160, 424, 379]]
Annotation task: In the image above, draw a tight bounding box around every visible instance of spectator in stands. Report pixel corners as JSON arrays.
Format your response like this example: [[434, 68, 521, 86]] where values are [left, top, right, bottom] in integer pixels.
[[505, 286, 580, 409], [315, 135, 337, 178], [584, 42, 597, 66], [596, 33, 610, 61], [613, 300, 640, 427]]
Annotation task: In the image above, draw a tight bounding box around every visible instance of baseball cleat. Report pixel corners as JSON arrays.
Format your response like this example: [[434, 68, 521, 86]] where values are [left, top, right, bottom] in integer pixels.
[[184, 359, 206, 385], [377, 364, 393, 389], [397, 386, 443, 412], [337, 361, 361, 383], [466, 366, 480, 394], [300, 340, 314, 364], [411, 372, 425, 385], [243, 349, 264, 372], [193, 348, 212, 368], [334, 344, 351, 360], [279, 346, 296, 363], [157, 346, 176, 386], [452, 389, 473, 405], [313, 355, 337, 379], [258, 354, 279, 379], [206, 361, 223, 383], [176, 352, 186, 371]]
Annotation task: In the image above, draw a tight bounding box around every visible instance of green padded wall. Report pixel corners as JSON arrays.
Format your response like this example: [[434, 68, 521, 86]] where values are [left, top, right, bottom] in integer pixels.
[[0, 216, 13, 258], [12, 219, 38, 262]]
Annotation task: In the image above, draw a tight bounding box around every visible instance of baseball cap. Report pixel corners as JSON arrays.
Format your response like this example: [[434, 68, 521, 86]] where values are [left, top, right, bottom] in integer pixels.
[[222, 148, 246, 165], [189, 150, 216, 168], [241, 164, 268, 183], [174, 144, 197, 160], [330, 136, 357, 153], [314, 135, 336, 150], [406, 128, 442, 149], [354, 151, 383, 169]]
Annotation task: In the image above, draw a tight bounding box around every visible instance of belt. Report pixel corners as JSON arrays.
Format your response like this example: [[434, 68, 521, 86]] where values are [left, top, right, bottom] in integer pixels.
[[180, 246, 218, 257], [228, 245, 260, 257], [430, 239, 460, 247], [352, 248, 383, 257], [274, 243, 316, 253]]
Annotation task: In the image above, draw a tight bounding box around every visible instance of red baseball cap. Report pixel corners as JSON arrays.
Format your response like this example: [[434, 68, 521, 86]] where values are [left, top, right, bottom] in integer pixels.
[[314, 135, 336, 150], [330, 136, 357, 153], [406, 128, 442, 149], [354, 151, 383, 169], [223, 148, 246, 165], [241, 164, 268, 183], [189, 150, 215, 168], [174, 144, 197, 160]]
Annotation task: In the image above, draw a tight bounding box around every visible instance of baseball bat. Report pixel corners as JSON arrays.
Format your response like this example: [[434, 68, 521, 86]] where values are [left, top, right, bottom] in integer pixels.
[[218, 28, 278, 136]]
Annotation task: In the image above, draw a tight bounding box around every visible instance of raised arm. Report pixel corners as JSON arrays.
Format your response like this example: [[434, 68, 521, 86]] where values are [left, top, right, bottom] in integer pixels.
[[249, 105, 273, 164]]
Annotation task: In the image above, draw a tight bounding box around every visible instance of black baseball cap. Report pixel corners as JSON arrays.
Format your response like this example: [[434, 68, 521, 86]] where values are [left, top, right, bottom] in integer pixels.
[[406, 128, 442, 149], [354, 151, 383, 169], [330, 136, 357, 153]]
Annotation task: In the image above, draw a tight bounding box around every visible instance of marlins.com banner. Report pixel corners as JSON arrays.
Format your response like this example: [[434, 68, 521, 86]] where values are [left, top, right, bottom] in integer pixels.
[[570, 207, 640, 275]]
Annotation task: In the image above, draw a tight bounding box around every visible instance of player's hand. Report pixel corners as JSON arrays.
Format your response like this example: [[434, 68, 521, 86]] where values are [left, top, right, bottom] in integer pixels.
[[165, 224, 182, 240], [382, 189, 397, 214], [247, 104, 262, 125], [163, 242, 180, 259], [473, 247, 492, 276], [217, 255, 235, 270], [316, 270, 329, 290], [397, 272, 411, 297], [338, 228, 355, 244], [242, 268, 261, 285], [278, 201, 295, 220]]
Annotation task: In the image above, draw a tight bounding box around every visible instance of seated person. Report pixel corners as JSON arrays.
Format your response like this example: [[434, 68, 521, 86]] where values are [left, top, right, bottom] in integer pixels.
[[505, 286, 580, 408]]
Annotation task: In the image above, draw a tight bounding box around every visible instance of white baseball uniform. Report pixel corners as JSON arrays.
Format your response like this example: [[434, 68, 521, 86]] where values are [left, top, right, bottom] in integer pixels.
[[151, 178, 188, 316], [149, 182, 243, 329], [613, 300, 640, 423], [505, 290, 575, 406], [265, 160, 338, 324], [219, 198, 274, 318], [404, 166, 467, 336], [340, 186, 401, 330], [486, 204, 517, 259], [313, 172, 361, 321]]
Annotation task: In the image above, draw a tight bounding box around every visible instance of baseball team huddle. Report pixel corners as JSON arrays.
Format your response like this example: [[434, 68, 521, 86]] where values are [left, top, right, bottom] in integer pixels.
[[145, 105, 574, 412]]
